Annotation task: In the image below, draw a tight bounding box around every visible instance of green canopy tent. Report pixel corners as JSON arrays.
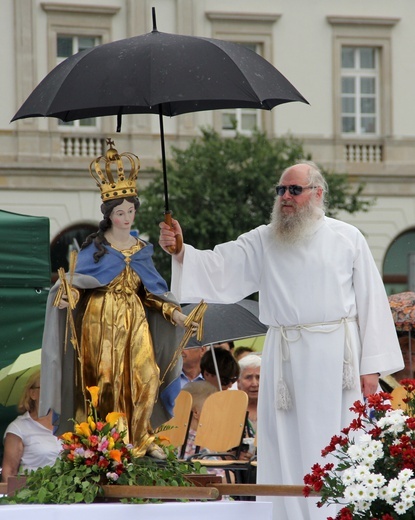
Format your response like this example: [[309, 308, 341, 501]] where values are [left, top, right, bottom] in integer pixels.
[[0, 209, 50, 461]]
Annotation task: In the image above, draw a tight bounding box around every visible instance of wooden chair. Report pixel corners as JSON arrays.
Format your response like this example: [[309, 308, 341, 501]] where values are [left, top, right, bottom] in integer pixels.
[[190, 390, 249, 483], [156, 390, 193, 458], [391, 386, 408, 411]]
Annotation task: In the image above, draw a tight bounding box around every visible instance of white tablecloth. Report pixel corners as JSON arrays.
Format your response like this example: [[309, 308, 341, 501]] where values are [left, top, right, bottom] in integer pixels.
[[0, 500, 273, 520]]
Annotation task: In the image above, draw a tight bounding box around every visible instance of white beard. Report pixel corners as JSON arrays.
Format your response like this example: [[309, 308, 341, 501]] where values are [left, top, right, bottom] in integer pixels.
[[270, 197, 322, 245]]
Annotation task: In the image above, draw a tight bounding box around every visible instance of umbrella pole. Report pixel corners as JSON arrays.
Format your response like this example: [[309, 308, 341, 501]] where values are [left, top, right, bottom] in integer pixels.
[[159, 106, 183, 253], [209, 345, 223, 391], [159, 108, 170, 213]]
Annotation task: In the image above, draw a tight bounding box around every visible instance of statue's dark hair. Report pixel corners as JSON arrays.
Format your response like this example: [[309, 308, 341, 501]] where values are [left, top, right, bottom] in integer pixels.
[[81, 196, 140, 263]]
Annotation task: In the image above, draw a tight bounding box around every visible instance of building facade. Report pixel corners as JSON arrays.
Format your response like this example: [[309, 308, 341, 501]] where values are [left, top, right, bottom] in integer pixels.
[[1, 0, 414, 289]]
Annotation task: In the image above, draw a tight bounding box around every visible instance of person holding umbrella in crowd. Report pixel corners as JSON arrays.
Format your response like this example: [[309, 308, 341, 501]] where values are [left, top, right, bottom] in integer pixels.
[[159, 160, 404, 520]]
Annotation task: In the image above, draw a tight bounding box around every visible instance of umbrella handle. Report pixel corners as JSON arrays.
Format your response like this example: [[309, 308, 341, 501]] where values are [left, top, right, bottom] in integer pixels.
[[164, 212, 183, 254]]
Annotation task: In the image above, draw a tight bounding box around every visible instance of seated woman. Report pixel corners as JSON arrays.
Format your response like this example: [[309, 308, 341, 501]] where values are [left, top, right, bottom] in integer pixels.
[[1, 370, 62, 482], [200, 347, 240, 390]]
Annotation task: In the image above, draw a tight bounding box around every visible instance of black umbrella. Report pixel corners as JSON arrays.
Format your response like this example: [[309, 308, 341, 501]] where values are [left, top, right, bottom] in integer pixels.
[[11, 8, 308, 250], [182, 299, 267, 349]]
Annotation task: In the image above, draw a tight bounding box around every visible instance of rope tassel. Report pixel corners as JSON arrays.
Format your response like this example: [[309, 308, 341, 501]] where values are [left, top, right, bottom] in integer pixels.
[[277, 378, 292, 410]]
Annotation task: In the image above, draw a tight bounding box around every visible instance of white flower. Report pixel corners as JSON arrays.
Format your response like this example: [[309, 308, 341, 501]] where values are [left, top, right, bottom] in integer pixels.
[[344, 483, 370, 504], [363, 484, 379, 502], [106, 471, 119, 482], [344, 484, 361, 503], [377, 409, 407, 435], [358, 434, 373, 446], [394, 500, 410, 515], [341, 468, 356, 485], [371, 474, 387, 488], [354, 465, 370, 480], [399, 468, 414, 482], [405, 479, 415, 492], [354, 499, 371, 512], [388, 477, 404, 497], [347, 444, 363, 461], [399, 490, 415, 507]]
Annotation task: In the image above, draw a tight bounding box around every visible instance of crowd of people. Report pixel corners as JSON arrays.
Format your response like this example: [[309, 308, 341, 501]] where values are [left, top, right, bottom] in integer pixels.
[[0, 147, 406, 520]]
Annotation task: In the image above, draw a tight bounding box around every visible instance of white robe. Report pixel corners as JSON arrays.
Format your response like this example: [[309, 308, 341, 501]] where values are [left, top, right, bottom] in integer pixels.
[[171, 216, 404, 520]]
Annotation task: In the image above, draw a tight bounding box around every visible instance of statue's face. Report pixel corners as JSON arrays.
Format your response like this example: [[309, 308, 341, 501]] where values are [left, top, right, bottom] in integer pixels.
[[109, 199, 136, 231]]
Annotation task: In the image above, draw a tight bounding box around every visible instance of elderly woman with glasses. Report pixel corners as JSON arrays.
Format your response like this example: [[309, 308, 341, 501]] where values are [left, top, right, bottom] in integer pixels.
[[1, 370, 62, 483]]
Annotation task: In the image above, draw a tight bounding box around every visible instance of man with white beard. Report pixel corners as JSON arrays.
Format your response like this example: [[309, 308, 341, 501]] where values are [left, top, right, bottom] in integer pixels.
[[159, 161, 403, 520]]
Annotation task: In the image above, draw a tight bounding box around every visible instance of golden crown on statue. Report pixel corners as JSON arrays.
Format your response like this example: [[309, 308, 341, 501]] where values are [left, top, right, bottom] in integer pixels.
[[90, 138, 140, 201]]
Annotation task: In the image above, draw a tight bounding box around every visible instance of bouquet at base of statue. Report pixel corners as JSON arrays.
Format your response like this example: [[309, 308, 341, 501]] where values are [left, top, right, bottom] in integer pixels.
[[0, 386, 200, 504], [303, 379, 415, 520]]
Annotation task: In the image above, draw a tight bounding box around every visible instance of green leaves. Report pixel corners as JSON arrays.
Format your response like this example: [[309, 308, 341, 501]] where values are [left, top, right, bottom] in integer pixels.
[[0, 450, 204, 505]]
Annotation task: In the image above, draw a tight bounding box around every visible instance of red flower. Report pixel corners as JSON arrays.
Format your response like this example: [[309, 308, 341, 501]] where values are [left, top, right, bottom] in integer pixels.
[[400, 379, 415, 393], [337, 507, 353, 520], [98, 457, 109, 468], [303, 486, 311, 497], [349, 400, 367, 417]]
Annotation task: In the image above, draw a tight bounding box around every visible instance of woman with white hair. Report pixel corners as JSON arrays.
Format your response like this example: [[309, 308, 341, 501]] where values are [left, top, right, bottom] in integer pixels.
[[238, 354, 261, 436]]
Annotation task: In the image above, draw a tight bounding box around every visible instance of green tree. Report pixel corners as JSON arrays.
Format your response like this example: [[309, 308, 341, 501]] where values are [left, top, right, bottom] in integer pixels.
[[137, 128, 373, 282]]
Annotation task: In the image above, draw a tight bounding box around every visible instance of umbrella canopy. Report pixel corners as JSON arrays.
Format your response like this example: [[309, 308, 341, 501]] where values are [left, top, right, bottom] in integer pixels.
[[11, 27, 308, 123], [183, 299, 267, 349], [388, 292, 415, 331], [11, 8, 308, 219], [0, 349, 41, 407]]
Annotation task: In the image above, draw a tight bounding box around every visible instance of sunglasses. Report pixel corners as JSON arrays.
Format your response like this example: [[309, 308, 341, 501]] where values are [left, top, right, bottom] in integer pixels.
[[220, 377, 238, 386], [275, 185, 316, 196]]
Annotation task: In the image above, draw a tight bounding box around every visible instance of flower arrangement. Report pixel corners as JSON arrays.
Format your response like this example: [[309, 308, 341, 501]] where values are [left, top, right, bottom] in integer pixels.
[[1, 386, 204, 504], [303, 379, 415, 520], [59, 385, 132, 484]]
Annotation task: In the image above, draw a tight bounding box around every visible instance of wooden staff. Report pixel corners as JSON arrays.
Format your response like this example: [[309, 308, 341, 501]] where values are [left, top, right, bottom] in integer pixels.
[[52, 251, 85, 395]]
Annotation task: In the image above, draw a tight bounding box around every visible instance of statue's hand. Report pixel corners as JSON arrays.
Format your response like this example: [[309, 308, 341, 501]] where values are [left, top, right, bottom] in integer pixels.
[[172, 310, 199, 335]]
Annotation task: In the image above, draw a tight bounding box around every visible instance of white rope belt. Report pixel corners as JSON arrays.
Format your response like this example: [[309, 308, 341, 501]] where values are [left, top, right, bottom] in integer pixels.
[[271, 316, 358, 410]]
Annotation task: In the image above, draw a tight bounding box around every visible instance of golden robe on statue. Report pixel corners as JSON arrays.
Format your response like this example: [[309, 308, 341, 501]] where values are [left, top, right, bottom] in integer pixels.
[[39, 240, 183, 453]]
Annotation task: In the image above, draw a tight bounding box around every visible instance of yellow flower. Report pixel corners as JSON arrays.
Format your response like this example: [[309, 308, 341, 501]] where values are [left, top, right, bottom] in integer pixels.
[[75, 422, 91, 437], [87, 415, 96, 431], [87, 386, 100, 408], [105, 411, 125, 428], [108, 436, 115, 450], [60, 432, 74, 442]]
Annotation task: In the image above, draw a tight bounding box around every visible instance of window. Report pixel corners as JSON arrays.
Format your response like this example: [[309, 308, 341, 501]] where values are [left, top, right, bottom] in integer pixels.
[[206, 11, 280, 137], [328, 15, 400, 165], [221, 43, 262, 136], [57, 35, 101, 128], [41, 2, 119, 135], [341, 47, 379, 135]]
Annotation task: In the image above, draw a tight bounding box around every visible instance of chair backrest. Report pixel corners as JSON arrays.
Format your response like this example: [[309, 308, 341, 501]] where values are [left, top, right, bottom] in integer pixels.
[[391, 386, 407, 411], [194, 390, 248, 452], [156, 390, 193, 449]]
